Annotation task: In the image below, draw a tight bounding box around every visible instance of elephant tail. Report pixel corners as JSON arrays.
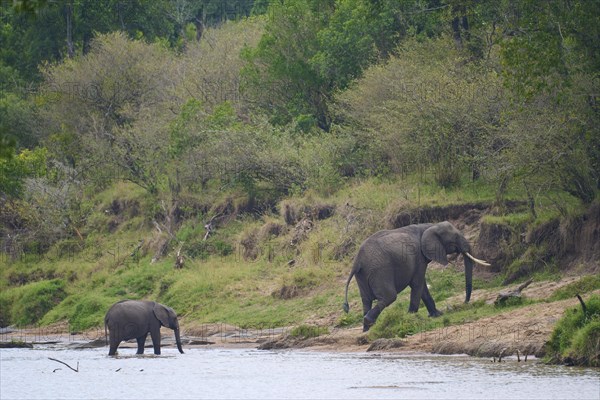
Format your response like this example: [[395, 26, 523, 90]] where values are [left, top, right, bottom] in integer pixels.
[[343, 269, 356, 313]]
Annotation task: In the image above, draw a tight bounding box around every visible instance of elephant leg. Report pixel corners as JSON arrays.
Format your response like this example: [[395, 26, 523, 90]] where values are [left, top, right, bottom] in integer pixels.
[[356, 274, 374, 328], [421, 283, 442, 317], [361, 297, 373, 318], [108, 336, 120, 356], [136, 333, 148, 354], [363, 286, 397, 332], [408, 281, 425, 313], [150, 330, 161, 355]]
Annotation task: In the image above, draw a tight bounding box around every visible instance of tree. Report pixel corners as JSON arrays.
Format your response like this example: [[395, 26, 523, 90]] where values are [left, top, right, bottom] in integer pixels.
[[335, 37, 504, 185], [242, 0, 335, 130], [177, 17, 264, 116], [39, 32, 176, 192], [496, 0, 600, 201]]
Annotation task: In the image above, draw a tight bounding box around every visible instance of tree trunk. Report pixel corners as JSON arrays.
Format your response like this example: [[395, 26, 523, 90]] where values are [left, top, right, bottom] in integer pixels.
[[65, 1, 74, 58]]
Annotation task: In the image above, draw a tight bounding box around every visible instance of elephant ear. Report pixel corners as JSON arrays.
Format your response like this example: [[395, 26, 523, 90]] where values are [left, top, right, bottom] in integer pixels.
[[421, 225, 448, 266], [153, 303, 171, 328]]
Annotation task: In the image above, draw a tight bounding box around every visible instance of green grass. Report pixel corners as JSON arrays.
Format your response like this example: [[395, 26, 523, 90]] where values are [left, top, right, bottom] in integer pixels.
[[482, 212, 531, 227], [549, 275, 600, 301], [546, 294, 600, 366], [367, 296, 531, 341], [289, 324, 329, 339], [0, 279, 67, 326]]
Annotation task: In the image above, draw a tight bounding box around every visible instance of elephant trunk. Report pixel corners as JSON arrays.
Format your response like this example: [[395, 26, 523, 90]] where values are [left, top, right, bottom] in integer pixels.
[[463, 255, 473, 303], [174, 326, 184, 354]]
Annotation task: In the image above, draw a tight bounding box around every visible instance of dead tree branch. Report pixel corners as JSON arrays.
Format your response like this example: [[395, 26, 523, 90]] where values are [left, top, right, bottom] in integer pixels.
[[174, 242, 185, 269], [495, 278, 533, 306], [203, 214, 222, 241], [48, 357, 79, 372]]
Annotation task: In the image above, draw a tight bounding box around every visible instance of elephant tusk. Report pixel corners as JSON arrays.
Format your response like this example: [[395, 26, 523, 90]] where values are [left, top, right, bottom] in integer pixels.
[[465, 252, 491, 267]]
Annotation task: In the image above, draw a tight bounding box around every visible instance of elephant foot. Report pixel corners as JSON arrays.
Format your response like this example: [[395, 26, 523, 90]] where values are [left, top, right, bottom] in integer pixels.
[[429, 309, 443, 317], [363, 316, 375, 332]]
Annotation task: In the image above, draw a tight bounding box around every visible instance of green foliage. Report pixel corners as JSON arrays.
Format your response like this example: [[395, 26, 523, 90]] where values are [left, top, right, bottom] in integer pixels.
[[546, 295, 600, 366], [569, 319, 600, 367], [168, 99, 204, 158], [0, 279, 66, 326], [368, 304, 427, 340], [1, 0, 599, 338], [42, 293, 116, 332], [0, 91, 38, 150], [289, 324, 328, 339], [0, 147, 47, 196], [368, 298, 504, 340], [494, 295, 524, 308], [0, 132, 16, 161], [426, 268, 465, 302], [499, 0, 600, 97], [186, 239, 234, 260], [337, 311, 362, 328], [335, 36, 504, 185], [242, 0, 332, 128], [550, 275, 600, 301]]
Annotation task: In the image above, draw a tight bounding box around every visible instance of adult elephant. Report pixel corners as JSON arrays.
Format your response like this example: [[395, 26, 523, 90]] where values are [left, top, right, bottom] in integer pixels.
[[343, 221, 490, 332], [104, 300, 184, 355]]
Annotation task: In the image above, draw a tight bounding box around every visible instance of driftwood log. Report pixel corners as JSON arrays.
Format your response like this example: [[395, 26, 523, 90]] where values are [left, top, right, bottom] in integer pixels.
[[494, 278, 533, 306]]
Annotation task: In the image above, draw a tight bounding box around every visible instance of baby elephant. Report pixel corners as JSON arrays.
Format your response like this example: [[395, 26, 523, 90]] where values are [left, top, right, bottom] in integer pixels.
[[104, 300, 184, 355]]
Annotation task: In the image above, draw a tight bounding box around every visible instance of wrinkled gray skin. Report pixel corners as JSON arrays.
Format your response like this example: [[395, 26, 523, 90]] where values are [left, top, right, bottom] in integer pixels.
[[104, 300, 184, 355], [343, 221, 475, 332]]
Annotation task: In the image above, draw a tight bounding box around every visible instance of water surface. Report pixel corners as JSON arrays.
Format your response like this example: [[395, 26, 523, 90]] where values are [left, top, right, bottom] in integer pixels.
[[1, 347, 598, 399]]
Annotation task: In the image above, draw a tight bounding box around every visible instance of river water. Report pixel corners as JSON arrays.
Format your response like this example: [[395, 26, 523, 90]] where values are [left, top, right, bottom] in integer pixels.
[[1, 346, 598, 400]]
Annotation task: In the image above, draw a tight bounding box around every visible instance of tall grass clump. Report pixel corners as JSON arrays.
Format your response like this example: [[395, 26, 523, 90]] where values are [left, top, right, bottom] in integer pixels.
[[546, 294, 600, 367], [368, 304, 427, 340]]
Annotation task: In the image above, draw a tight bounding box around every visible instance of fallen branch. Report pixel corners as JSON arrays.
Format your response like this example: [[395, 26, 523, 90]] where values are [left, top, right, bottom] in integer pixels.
[[48, 357, 79, 372], [495, 278, 533, 306], [203, 214, 222, 241]]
